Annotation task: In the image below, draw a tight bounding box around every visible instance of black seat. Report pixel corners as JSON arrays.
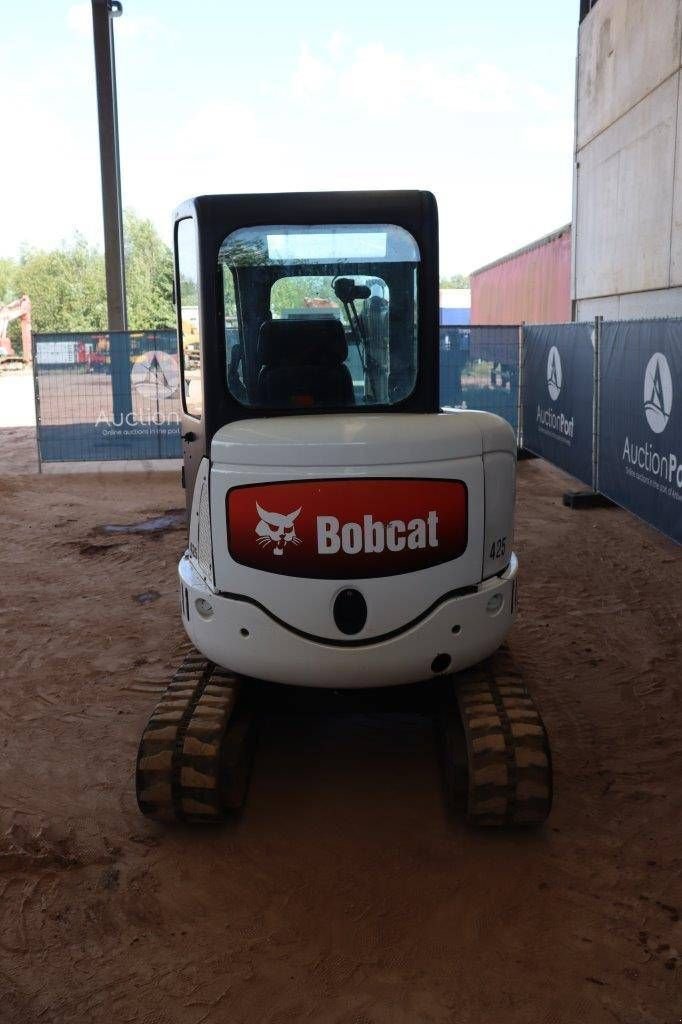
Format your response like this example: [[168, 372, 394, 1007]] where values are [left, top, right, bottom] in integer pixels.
[[256, 319, 354, 408]]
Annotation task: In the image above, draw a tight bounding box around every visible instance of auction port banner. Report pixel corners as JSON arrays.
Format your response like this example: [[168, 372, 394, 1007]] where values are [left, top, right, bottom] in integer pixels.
[[599, 321, 682, 545], [522, 323, 595, 486]]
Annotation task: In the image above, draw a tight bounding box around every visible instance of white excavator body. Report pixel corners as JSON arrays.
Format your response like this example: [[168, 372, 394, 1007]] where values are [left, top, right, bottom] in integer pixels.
[[180, 410, 517, 687]]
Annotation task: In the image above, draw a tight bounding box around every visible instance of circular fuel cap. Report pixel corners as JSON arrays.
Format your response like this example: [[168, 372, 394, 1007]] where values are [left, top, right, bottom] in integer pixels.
[[333, 588, 367, 635]]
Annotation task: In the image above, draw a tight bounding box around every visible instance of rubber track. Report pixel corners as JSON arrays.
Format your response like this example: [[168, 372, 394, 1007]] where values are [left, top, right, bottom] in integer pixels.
[[136, 648, 242, 822], [455, 647, 553, 826]]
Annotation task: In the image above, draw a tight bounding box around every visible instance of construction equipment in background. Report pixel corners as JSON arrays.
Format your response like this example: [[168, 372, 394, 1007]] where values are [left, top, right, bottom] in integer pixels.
[[136, 191, 552, 828], [0, 294, 31, 371]]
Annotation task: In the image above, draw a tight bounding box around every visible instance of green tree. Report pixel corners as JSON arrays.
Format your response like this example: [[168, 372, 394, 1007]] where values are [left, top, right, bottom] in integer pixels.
[[0, 258, 20, 351], [270, 275, 340, 315], [439, 273, 470, 289], [16, 236, 107, 333], [0, 258, 18, 304], [124, 211, 175, 330], [1, 212, 175, 341]]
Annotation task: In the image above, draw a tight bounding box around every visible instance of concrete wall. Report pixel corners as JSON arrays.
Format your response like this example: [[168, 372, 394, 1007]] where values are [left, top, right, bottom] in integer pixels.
[[574, 0, 682, 319]]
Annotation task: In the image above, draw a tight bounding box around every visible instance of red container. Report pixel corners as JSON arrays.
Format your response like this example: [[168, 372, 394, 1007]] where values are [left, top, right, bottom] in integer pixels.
[[471, 225, 572, 325]]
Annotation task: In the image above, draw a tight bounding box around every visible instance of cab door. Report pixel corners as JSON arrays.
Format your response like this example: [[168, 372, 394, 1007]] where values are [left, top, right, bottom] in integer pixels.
[[175, 216, 206, 510]]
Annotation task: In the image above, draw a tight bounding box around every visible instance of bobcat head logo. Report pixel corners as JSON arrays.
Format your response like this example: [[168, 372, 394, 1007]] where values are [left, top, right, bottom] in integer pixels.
[[255, 503, 302, 556]]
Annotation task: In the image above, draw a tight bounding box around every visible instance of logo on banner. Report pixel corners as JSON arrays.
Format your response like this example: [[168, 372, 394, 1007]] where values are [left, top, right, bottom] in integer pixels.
[[622, 351, 681, 497], [536, 344, 573, 443], [131, 350, 179, 399], [643, 353, 673, 434], [255, 504, 302, 556], [547, 346, 562, 402]]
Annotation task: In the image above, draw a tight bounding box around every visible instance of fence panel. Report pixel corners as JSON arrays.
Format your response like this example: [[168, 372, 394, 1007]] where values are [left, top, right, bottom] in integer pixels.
[[440, 326, 519, 435], [522, 323, 595, 486], [599, 320, 682, 544], [34, 330, 182, 463]]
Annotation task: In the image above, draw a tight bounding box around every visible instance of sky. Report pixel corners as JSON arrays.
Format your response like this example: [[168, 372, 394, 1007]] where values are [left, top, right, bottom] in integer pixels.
[[1, 0, 578, 275]]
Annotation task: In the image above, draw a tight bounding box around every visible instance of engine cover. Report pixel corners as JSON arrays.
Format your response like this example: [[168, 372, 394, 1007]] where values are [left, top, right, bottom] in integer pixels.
[[205, 411, 515, 643]]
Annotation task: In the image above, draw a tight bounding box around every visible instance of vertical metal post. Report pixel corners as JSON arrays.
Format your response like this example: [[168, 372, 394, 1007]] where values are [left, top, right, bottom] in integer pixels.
[[91, 0, 127, 332], [570, 27, 581, 323], [516, 323, 525, 450], [31, 332, 42, 474], [592, 315, 602, 492], [110, 330, 133, 423]]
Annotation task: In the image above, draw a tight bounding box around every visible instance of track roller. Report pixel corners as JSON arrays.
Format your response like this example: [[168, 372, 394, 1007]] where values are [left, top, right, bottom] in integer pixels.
[[440, 647, 553, 827], [136, 648, 256, 823]]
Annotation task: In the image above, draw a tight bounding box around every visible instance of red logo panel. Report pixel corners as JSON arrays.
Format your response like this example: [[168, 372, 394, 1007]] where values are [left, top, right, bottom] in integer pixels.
[[227, 478, 467, 579]]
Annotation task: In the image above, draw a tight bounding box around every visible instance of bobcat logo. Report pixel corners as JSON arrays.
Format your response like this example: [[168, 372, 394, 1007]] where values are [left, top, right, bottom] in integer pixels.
[[255, 503, 302, 556]]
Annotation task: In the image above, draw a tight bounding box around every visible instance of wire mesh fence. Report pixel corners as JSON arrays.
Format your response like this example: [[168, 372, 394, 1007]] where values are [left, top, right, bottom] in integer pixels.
[[31, 321, 681, 543], [34, 330, 182, 463], [439, 325, 520, 433], [520, 322, 595, 486], [34, 326, 523, 465], [518, 317, 680, 544]]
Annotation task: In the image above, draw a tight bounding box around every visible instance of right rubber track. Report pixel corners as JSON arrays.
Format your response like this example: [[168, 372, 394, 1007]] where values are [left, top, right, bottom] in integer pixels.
[[454, 647, 553, 826], [136, 647, 254, 823]]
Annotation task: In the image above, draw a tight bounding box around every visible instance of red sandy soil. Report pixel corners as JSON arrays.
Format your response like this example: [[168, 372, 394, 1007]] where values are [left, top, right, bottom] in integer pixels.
[[0, 427, 38, 474], [0, 457, 680, 1024]]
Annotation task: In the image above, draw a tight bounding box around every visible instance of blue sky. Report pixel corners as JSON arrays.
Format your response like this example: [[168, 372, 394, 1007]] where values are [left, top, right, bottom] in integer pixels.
[[2, 0, 578, 273]]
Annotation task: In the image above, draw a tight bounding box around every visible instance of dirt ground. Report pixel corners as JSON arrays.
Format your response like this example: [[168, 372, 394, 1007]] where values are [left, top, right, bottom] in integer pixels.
[[1, 449, 681, 1024]]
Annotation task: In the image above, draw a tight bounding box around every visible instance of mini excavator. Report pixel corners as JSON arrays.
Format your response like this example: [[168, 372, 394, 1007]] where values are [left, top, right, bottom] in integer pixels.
[[136, 191, 552, 827]]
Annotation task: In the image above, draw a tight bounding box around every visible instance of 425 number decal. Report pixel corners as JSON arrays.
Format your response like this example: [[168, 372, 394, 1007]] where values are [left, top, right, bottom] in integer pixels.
[[489, 536, 506, 560]]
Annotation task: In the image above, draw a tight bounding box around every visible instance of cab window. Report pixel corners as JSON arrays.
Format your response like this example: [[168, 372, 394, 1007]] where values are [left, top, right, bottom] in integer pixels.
[[176, 218, 202, 417], [219, 224, 419, 410]]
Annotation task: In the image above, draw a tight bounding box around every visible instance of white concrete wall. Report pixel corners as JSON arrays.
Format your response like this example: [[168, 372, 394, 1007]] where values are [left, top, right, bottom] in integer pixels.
[[577, 285, 682, 320], [577, 0, 681, 148], [574, 0, 682, 318]]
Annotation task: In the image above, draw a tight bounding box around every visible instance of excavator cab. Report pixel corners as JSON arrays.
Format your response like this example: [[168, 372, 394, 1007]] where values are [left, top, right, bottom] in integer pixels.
[[175, 191, 440, 502], [134, 192, 552, 828]]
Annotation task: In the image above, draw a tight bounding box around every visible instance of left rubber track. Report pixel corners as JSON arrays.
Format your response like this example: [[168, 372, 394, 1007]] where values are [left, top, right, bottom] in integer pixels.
[[136, 647, 255, 822]]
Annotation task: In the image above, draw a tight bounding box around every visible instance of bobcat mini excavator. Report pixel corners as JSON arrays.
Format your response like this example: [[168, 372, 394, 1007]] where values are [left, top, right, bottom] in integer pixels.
[[136, 191, 552, 827]]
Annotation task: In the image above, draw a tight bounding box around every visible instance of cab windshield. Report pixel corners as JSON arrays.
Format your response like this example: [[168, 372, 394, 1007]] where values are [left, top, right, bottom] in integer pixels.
[[219, 224, 420, 409]]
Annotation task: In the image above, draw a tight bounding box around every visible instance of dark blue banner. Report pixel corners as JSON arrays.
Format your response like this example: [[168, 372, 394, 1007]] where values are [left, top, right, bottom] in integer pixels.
[[522, 323, 594, 486], [599, 321, 682, 544], [34, 330, 181, 463]]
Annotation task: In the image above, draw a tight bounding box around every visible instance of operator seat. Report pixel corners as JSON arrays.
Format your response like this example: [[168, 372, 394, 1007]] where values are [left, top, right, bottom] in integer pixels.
[[256, 319, 354, 408]]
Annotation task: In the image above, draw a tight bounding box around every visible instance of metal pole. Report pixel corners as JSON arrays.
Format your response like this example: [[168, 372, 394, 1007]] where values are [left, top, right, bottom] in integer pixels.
[[31, 331, 42, 474], [592, 315, 602, 493], [517, 323, 525, 450], [91, 0, 127, 332], [570, 25, 580, 323]]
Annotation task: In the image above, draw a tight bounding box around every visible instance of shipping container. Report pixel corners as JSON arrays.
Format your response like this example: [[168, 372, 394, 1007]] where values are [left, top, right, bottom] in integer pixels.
[[470, 225, 572, 325]]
